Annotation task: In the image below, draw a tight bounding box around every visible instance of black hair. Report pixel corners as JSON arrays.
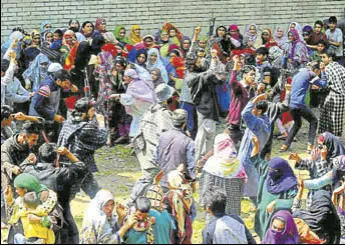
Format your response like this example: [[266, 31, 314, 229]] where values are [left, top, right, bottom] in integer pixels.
[[54, 69, 71, 82], [256, 47, 269, 56], [24, 192, 40, 209], [329, 16, 337, 24], [75, 97, 92, 114], [69, 19, 80, 26], [316, 39, 328, 48], [255, 101, 269, 114], [203, 186, 227, 214], [82, 21, 94, 29], [314, 20, 324, 28], [22, 121, 42, 135], [1, 59, 10, 74], [135, 196, 151, 213], [240, 65, 256, 78], [309, 61, 321, 71], [263, 66, 280, 87], [54, 29, 64, 38], [143, 36, 154, 42], [115, 56, 128, 68], [325, 49, 336, 60], [1, 105, 13, 121], [136, 49, 148, 62], [39, 143, 57, 163]]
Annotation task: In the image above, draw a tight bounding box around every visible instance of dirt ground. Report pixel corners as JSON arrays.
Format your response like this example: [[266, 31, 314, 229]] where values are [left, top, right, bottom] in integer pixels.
[[2, 121, 344, 244]]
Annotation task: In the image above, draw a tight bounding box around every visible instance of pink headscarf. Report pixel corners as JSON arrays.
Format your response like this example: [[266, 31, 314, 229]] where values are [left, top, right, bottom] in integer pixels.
[[95, 18, 106, 32], [289, 29, 301, 62], [229, 24, 241, 40]]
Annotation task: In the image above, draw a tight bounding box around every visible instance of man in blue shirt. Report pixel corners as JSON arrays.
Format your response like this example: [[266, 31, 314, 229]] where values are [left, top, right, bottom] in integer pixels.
[[281, 61, 327, 152], [29, 69, 77, 142]]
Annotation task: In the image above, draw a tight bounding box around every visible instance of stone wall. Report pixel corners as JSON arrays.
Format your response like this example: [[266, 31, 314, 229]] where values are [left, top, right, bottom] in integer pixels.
[[1, 0, 344, 40]]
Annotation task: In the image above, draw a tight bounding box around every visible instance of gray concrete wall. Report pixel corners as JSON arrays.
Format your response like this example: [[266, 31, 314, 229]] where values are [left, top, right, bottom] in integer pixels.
[[1, 0, 345, 41]]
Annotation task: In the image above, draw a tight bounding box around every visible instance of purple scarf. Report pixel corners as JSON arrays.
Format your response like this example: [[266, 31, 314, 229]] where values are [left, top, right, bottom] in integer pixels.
[[263, 210, 299, 244], [266, 157, 298, 194], [289, 29, 301, 62]]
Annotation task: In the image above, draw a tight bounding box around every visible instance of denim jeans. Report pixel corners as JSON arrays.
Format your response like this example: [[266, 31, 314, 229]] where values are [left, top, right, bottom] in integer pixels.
[[285, 107, 318, 146]]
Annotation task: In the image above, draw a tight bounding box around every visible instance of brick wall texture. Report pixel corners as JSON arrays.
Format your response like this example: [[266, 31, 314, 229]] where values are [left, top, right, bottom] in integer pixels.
[[1, 0, 345, 41]]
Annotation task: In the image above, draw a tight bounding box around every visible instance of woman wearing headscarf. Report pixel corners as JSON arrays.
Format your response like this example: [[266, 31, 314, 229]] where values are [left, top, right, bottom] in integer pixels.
[[150, 68, 165, 88], [114, 25, 129, 48], [42, 30, 54, 48], [39, 21, 52, 36], [95, 18, 107, 35], [261, 28, 278, 49], [5, 173, 58, 244], [146, 48, 169, 83], [228, 24, 243, 49], [128, 48, 148, 69], [80, 189, 135, 244], [199, 132, 246, 216], [243, 23, 262, 50], [288, 22, 304, 41], [128, 25, 142, 45], [109, 69, 156, 138], [1, 31, 24, 58], [61, 30, 80, 72], [250, 136, 298, 240], [22, 30, 41, 68], [283, 29, 309, 70], [293, 190, 341, 244], [274, 26, 288, 48], [22, 53, 50, 92], [262, 210, 299, 244]]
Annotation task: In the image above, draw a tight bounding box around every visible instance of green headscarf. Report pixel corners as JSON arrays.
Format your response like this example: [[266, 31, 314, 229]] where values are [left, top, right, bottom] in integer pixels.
[[14, 173, 48, 196], [114, 25, 129, 43]]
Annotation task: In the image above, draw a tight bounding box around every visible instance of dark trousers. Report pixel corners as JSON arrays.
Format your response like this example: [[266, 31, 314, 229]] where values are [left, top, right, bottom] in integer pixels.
[[285, 107, 318, 146]]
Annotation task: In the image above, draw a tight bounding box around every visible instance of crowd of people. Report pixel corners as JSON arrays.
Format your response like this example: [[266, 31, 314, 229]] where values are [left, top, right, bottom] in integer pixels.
[[1, 14, 344, 244]]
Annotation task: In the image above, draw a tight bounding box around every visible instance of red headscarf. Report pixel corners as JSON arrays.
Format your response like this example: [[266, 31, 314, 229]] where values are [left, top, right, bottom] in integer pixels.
[[262, 28, 278, 49]]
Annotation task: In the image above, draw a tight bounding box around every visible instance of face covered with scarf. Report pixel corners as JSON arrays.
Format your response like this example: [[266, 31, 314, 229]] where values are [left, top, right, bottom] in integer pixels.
[[263, 210, 299, 244], [266, 157, 298, 194], [317, 132, 345, 160]]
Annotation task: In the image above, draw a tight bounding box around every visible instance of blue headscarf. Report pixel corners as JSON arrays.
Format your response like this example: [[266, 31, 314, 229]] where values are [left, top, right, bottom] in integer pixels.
[[146, 48, 169, 83], [266, 157, 298, 194], [22, 54, 50, 92], [40, 21, 52, 35], [1, 31, 24, 59]]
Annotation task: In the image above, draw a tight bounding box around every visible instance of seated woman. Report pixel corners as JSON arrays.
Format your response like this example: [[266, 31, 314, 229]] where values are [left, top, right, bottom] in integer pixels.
[[80, 189, 135, 244], [293, 190, 341, 244], [250, 136, 298, 240], [262, 210, 299, 244], [4, 173, 58, 244]]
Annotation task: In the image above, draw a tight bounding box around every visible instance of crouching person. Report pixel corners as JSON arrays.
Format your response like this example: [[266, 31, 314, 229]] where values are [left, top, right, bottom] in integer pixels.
[[4, 173, 58, 244]]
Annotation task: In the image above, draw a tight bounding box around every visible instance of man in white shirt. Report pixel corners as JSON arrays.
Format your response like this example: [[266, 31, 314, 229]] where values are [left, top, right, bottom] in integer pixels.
[[326, 16, 344, 65]]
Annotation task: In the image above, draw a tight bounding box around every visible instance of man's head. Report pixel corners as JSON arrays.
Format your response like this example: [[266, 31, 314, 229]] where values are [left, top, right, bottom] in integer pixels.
[[241, 65, 256, 84], [21, 121, 41, 149], [74, 97, 95, 121], [1, 105, 14, 127], [316, 40, 327, 53], [307, 61, 321, 76], [135, 196, 151, 221], [252, 101, 268, 117], [314, 20, 324, 34], [54, 69, 72, 90], [320, 49, 335, 65], [172, 109, 187, 128], [38, 143, 57, 164], [256, 47, 269, 63], [203, 187, 227, 215], [328, 16, 337, 31]]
